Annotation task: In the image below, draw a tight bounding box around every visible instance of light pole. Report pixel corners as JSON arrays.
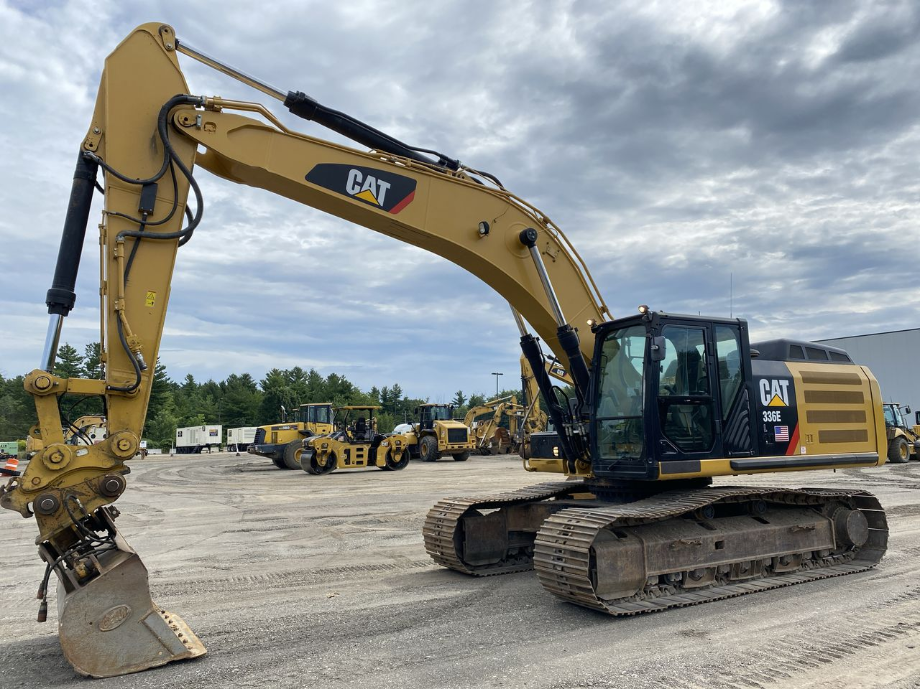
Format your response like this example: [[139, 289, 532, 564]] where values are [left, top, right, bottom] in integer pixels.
[[491, 372, 503, 397]]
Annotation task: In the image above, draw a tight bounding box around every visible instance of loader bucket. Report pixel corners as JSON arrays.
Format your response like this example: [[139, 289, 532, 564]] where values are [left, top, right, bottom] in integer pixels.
[[52, 533, 205, 677]]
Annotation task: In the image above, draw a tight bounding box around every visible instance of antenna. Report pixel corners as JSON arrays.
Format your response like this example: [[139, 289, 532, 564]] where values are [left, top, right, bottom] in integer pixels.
[[730, 272, 733, 318]]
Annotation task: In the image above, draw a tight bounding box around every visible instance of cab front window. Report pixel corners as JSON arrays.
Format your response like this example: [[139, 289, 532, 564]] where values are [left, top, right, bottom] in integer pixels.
[[595, 325, 646, 462]]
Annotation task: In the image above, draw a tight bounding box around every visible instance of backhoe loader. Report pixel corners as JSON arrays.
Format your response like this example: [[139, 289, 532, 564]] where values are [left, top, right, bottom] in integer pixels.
[[883, 402, 920, 463], [249, 402, 334, 469], [1, 23, 889, 679]]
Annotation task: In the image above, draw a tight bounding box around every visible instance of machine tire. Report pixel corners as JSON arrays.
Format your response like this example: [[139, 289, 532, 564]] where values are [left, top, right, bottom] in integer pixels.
[[519, 442, 530, 460], [453, 451, 470, 462], [384, 449, 410, 471], [271, 455, 288, 469], [309, 451, 337, 474], [888, 437, 910, 464], [300, 451, 319, 474], [282, 440, 305, 470], [419, 435, 440, 462]]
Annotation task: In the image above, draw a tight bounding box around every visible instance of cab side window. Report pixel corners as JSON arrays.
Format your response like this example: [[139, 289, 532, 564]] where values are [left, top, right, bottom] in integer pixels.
[[714, 325, 742, 421]]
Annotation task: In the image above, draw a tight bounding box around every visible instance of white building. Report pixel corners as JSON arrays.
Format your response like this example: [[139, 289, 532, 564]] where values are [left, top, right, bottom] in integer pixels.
[[816, 328, 920, 425]]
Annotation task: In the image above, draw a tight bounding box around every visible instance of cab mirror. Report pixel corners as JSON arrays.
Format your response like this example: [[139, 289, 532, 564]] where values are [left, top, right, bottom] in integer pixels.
[[650, 336, 666, 362], [905, 406, 912, 415]]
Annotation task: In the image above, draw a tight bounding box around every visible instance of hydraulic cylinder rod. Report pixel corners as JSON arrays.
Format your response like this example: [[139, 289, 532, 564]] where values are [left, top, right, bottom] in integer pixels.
[[518, 228, 591, 401], [176, 38, 451, 170], [41, 152, 98, 370]]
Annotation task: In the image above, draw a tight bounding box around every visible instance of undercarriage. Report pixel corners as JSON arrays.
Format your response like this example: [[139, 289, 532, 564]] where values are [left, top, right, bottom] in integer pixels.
[[423, 481, 888, 613]]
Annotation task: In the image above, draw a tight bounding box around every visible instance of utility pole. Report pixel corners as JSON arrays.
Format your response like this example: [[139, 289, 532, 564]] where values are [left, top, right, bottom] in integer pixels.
[[491, 372, 503, 397]]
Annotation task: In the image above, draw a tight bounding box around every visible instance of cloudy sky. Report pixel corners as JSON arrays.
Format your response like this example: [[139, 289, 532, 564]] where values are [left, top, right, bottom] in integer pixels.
[[1, 0, 919, 400]]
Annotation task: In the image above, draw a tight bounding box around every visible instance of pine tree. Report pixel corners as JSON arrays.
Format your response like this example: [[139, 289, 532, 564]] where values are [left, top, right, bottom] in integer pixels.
[[54, 343, 84, 379], [82, 342, 103, 379]]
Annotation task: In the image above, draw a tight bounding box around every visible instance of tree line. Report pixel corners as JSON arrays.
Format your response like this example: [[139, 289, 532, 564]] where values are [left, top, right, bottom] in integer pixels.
[[0, 343, 521, 451]]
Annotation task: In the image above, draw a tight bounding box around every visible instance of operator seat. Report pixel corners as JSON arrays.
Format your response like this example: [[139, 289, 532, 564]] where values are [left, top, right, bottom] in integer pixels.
[[355, 417, 367, 441]]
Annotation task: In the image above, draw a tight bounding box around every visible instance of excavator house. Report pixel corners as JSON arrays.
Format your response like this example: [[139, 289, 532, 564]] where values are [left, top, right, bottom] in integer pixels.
[[0, 23, 889, 679]]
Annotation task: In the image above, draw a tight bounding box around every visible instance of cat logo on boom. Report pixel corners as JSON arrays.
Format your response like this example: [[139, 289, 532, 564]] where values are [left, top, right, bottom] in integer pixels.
[[759, 378, 791, 407], [305, 163, 417, 214]]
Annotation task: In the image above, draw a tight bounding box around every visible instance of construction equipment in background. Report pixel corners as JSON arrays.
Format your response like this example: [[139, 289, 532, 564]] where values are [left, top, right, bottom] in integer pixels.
[[26, 415, 107, 458], [249, 402, 334, 469], [173, 424, 222, 454], [300, 406, 411, 473], [405, 403, 475, 462], [513, 351, 571, 458], [465, 395, 524, 455], [3, 24, 890, 678], [883, 402, 920, 463]]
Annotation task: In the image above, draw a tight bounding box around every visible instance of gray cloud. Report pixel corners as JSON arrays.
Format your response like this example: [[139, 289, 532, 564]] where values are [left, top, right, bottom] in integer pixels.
[[1, 0, 918, 399]]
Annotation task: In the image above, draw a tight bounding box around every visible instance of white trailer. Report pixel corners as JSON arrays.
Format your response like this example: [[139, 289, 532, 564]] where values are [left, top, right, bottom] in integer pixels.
[[226, 426, 258, 452], [174, 425, 223, 454]]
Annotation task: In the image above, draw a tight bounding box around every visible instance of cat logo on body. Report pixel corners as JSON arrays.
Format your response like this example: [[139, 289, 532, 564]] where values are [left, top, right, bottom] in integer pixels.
[[346, 169, 390, 206], [305, 163, 417, 214], [759, 379, 791, 407]]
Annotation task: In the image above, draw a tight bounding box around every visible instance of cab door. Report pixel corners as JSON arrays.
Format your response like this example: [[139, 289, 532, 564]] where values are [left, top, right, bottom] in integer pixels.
[[654, 322, 722, 463]]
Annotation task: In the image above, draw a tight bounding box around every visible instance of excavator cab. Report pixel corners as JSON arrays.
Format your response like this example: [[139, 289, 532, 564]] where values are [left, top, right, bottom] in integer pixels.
[[582, 310, 884, 482], [587, 311, 755, 480]]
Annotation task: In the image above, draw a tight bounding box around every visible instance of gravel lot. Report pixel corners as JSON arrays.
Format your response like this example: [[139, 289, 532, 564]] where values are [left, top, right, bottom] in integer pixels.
[[1, 453, 918, 689]]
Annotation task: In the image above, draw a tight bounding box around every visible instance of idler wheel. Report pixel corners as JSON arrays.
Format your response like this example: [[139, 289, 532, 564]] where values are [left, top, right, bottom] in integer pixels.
[[833, 508, 869, 548]]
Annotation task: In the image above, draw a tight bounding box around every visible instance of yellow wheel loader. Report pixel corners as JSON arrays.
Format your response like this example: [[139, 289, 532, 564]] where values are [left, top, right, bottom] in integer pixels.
[[1, 23, 892, 678], [406, 403, 474, 462], [249, 402, 334, 469], [300, 406, 411, 474]]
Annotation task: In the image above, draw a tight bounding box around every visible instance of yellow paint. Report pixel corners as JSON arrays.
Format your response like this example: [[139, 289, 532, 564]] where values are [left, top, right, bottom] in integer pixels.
[[354, 189, 379, 205]]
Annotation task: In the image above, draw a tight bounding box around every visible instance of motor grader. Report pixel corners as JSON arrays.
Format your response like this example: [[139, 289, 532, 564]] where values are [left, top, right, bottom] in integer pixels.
[[300, 405, 411, 474], [249, 402, 334, 469], [1, 23, 890, 679]]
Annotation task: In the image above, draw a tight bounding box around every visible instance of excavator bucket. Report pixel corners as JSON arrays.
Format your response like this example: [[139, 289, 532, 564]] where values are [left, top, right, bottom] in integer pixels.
[[49, 527, 205, 678]]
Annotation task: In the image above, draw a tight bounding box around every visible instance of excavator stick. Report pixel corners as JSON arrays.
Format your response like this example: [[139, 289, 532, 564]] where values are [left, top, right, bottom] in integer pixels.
[[43, 509, 205, 678]]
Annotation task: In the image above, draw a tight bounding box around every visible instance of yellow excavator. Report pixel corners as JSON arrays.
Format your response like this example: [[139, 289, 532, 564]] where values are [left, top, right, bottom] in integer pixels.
[[465, 353, 571, 456], [466, 395, 522, 454], [1, 23, 889, 679]]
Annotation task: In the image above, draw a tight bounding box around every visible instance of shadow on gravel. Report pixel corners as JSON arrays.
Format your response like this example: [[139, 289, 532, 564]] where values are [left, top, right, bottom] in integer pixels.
[[1, 636, 77, 686]]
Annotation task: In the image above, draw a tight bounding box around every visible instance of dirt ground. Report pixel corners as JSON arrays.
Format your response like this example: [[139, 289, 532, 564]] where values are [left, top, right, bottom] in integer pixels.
[[1, 453, 918, 689]]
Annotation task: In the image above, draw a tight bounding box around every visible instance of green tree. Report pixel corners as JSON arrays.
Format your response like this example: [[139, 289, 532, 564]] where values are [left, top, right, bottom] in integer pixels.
[[82, 342, 103, 379], [146, 391, 180, 451], [452, 390, 466, 408], [54, 343, 83, 379], [144, 360, 173, 434]]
